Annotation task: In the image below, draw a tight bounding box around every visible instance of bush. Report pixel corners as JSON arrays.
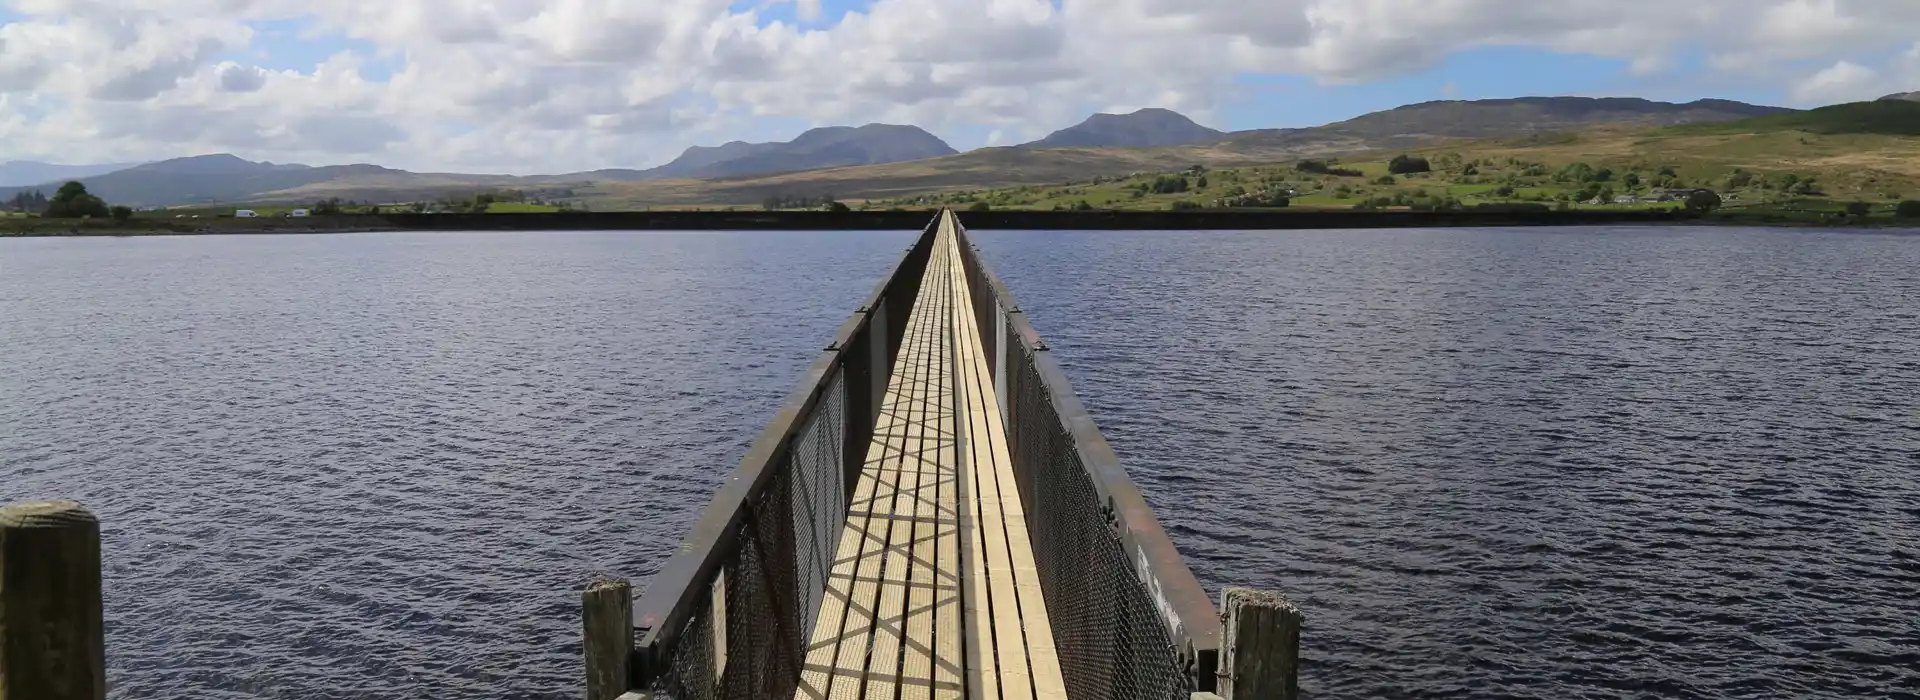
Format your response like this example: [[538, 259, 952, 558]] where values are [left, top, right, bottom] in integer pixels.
[[1898, 200, 1920, 219], [1387, 155, 1432, 174], [1168, 200, 1202, 211], [826, 201, 851, 213], [1845, 201, 1873, 217], [1374, 175, 1397, 186], [968, 201, 991, 212], [1493, 185, 1516, 198], [1150, 175, 1190, 194], [110, 205, 134, 221], [1685, 190, 1724, 213]]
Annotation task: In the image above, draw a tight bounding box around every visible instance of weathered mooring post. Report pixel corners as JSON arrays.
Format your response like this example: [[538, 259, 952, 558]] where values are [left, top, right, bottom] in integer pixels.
[[1217, 587, 1302, 700], [582, 574, 635, 700], [0, 500, 106, 700]]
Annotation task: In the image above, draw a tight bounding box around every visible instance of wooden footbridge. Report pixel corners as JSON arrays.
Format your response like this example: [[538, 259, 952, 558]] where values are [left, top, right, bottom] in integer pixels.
[[0, 211, 1299, 700], [584, 211, 1301, 700]]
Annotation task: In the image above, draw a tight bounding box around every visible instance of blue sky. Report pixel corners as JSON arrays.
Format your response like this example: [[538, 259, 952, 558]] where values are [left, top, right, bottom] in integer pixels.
[[3, 0, 1918, 172]]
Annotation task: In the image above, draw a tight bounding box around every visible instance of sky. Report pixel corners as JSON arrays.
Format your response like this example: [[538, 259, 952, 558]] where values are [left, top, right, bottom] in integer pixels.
[[1, 0, 1918, 174]]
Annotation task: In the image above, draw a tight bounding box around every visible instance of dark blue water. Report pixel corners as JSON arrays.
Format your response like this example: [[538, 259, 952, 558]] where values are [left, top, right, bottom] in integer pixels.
[[3, 227, 1917, 699], [0, 231, 916, 699], [972, 226, 1920, 699]]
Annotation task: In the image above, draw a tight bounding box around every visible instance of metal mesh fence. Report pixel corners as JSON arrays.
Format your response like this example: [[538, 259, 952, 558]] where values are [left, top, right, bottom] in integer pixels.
[[647, 370, 848, 700], [1000, 328, 1191, 700]]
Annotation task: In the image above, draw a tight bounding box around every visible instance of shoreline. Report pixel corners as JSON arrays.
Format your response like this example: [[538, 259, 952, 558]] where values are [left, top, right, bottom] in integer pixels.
[[3, 209, 1915, 238]]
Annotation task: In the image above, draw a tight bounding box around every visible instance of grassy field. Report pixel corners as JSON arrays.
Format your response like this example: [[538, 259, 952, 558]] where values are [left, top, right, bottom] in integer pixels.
[[485, 202, 562, 213], [862, 125, 1920, 218], [564, 102, 1920, 213]]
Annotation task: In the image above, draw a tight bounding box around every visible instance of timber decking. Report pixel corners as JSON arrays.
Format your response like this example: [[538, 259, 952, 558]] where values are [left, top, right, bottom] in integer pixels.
[[794, 212, 1065, 700]]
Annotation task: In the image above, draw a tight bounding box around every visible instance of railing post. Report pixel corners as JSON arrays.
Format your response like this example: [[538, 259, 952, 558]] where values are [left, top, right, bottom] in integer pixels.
[[583, 574, 634, 700], [1217, 588, 1301, 700], [0, 500, 106, 700], [994, 304, 1009, 421], [870, 299, 889, 411]]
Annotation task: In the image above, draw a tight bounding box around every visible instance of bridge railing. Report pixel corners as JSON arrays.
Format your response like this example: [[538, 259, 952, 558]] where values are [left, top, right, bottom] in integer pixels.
[[952, 216, 1228, 696], [623, 219, 939, 700]]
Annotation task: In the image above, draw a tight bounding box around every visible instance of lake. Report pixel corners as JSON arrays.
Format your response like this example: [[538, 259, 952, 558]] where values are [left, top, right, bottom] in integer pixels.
[[3, 227, 1917, 699]]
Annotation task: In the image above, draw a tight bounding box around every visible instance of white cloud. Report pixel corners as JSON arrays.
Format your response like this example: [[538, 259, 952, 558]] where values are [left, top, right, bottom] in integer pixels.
[[1, 0, 1918, 173], [1791, 60, 1882, 104]]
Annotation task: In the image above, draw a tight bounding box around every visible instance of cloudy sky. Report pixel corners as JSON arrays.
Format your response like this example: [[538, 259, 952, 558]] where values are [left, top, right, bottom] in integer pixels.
[[2, 0, 1917, 174]]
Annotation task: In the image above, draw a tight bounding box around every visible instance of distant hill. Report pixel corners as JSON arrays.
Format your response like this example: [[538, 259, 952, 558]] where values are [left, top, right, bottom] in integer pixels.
[[627, 124, 957, 180], [0, 154, 529, 208], [1667, 100, 1920, 137], [1022, 108, 1225, 148], [1307, 97, 1792, 140], [1880, 91, 1920, 102], [0, 160, 143, 187]]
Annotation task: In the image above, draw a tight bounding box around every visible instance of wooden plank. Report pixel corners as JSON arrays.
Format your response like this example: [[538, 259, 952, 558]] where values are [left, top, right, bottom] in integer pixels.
[[929, 220, 968, 700], [949, 225, 1068, 700], [800, 247, 945, 700], [902, 224, 957, 700], [865, 238, 943, 699]]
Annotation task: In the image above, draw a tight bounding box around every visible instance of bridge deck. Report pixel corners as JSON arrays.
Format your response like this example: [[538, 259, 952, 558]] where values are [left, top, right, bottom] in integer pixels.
[[795, 214, 1066, 700]]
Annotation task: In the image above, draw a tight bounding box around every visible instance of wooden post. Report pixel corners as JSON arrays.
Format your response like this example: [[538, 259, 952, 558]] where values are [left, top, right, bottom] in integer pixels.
[[1218, 587, 1301, 700], [0, 500, 106, 700], [583, 574, 634, 700]]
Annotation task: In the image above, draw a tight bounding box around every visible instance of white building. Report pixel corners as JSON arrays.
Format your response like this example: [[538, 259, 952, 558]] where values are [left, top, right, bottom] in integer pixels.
[[235, 210, 258, 218], [289, 209, 311, 218]]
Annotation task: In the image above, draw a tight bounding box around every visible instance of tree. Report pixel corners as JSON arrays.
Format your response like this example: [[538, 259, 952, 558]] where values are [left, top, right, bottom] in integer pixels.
[[312, 197, 344, 216], [1388, 155, 1432, 174], [1073, 200, 1095, 211], [826, 201, 852, 213], [1685, 190, 1723, 213], [1896, 200, 1920, 219], [1845, 201, 1873, 217], [1196, 175, 1209, 189], [1624, 173, 1642, 189], [109, 205, 133, 221], [1375, 175, 1397, 186], [1493, 185, 1516, 198], [1725, 170, 1753, 189], [44, 181, 110, 218], [1169, 200, 1202, 211], [968, 201, 991, 212]]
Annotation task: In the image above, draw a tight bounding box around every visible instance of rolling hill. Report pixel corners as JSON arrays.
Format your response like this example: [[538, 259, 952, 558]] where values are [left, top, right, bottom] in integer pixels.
[[1667, 99, 1920, 137], [1021, 108, 1226, 148], [2, 96, 1808, 209], [607, 124, 957, 181], [577, 97, 1798, 207]]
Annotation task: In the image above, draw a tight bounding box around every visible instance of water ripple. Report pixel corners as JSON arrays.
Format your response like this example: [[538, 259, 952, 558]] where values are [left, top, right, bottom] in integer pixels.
[[973, 226, 1920, 699], [0, 230, 915, 699]]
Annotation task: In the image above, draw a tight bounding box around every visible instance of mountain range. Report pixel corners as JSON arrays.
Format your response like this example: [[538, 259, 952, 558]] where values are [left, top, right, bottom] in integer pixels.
[[0, 95, 1874, 208], [0, 160, 143, 188]]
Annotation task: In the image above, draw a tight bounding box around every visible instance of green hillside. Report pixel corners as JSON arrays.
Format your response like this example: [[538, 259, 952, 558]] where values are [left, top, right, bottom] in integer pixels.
[[1669, 100, 1920, 136]]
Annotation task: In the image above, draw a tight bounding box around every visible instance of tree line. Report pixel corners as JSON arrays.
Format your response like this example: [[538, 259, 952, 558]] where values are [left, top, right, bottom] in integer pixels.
[[6, 182, 132, 220]]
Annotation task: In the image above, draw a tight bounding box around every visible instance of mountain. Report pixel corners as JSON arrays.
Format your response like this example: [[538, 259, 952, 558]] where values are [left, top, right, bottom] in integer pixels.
[[0, 160, 143, 187], [1022, 108, 1226, 149], [630, 124, 957, 181], [1880, 91, 1920, 102]]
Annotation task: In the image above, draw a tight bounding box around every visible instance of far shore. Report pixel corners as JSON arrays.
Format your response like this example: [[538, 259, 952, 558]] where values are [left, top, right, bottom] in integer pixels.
[[3, 208, 1916, 238]]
